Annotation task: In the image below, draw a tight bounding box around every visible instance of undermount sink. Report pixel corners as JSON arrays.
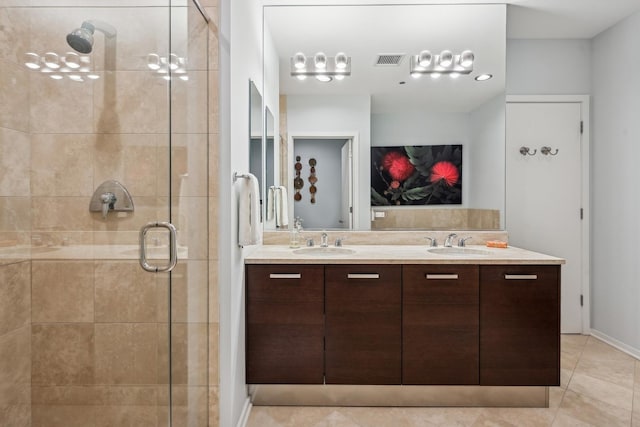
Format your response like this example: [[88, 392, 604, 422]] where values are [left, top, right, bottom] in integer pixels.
[[293, 247, 355, 256], [427, 247, 491, 257]]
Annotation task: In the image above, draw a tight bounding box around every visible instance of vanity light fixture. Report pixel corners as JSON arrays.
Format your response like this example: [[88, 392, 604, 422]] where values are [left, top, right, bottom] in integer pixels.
[[290, 51, 351, 82], [409, 49, 474, 78], [22, 51, 100, 82]]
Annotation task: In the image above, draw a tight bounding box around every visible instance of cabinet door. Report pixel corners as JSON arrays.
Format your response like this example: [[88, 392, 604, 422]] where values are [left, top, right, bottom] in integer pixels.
[[480, 265, 560, 386], [246, 264, 324, 384], [325, 265, 402, 385], [403, 265, 479, 385]]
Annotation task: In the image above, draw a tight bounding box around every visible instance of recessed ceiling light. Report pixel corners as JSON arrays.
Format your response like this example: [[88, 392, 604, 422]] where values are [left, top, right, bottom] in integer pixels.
[[475, 73, 493, 81]]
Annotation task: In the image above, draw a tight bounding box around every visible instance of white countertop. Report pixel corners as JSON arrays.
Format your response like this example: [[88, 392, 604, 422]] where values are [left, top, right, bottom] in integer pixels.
[[244, 244, 565, 265]]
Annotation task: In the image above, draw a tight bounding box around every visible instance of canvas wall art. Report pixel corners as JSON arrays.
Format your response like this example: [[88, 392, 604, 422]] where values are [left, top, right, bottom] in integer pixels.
[[371, 145, 462, 206]]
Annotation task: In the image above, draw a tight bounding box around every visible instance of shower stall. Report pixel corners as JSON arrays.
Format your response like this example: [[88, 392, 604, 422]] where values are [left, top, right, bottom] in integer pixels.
[[0, 1, 217, 425]]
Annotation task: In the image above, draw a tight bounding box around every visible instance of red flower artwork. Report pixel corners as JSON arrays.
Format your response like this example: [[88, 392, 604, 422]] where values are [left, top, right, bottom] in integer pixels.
[[430, 161, 459, 186], [382, 151, 415, 181]]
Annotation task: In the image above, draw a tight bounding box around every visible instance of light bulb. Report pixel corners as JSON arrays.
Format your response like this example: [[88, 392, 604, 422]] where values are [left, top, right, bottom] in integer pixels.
[[449, 72, 460, 79], [293, 52, 306, 69], [68, 74, 84, 82], [63, 52, 81, 69], [335, 52, 348, 69], [335, 74, 345, 81], [169, 53, 180, 70], [147, 53, 161, 70], [24, 52, 41, 69], [87, 74, 100, 80], [438, 50, 453, 68], [315, 74, 332, 82], [418, 50, 432, 67], [460, 50, 474, 68], [475, 73, 492, 81], [410, 72, 421, 79], [430, 72, 441, 79], [296, 74, 307, 81], [314, 52, 327, 70], [43, 52, 60, 69], [49, 74, 63, 80]]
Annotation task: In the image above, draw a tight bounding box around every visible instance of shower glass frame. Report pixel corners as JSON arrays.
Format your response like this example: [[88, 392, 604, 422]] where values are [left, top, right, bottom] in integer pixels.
[[0, 1, 210, 425]]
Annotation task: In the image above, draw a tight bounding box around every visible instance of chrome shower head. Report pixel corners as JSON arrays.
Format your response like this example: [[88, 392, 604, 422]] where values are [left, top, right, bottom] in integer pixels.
[[67, 21, 95, 54], [66, 20, 116, 54]]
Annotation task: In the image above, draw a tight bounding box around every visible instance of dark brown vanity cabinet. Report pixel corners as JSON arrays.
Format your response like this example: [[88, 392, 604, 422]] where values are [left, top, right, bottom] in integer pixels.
[[245, 264, 325, 384], [403, 265, 480, 385], [246, 262, 560, 387], [479, 265, 560, 386], [325, 265, 402, 384]]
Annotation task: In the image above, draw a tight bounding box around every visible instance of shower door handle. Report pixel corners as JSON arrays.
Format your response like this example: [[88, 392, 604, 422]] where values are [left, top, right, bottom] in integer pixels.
[[139, 221, 178, 273]]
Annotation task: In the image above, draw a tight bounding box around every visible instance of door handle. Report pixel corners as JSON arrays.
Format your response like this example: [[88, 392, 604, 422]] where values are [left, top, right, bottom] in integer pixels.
[[347, 273, 380, 279], [505, 274, 538, 280], [139, 221, 178, 273], [269, 273, 302, 279], [425, 274, 459, 280]]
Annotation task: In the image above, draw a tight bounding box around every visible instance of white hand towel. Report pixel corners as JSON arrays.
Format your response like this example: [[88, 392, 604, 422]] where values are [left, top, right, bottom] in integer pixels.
[[276, 185, 289, 228], [266, 186, 276, 221], [238, 173, 262, 246]]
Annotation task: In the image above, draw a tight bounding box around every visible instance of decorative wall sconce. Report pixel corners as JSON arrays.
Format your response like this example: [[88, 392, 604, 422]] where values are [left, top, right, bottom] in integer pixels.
[[409, 49, 474, 79], [22, 51, 99, 81], [290, 51, 351, 82], [146, 53, 189, 81]]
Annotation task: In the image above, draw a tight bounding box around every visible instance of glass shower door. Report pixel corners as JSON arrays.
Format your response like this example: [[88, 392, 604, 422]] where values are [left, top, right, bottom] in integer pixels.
[[0, 1, 209, 426]]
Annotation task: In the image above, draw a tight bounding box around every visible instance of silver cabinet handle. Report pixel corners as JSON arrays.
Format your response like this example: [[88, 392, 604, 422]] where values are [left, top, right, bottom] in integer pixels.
[[269, 273, 301, 279], [505, 274, 538, 280], [425, 274, 459, 280], [139, 221, 178, 273], [347, 273, 380, 279]]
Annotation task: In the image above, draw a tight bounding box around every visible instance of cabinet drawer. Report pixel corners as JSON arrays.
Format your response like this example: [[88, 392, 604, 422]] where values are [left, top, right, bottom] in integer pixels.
[[325, 265, 402, 385], [403, 265, 479, 385], [480, 265, 560, 386], [246, 265, 324, 384]]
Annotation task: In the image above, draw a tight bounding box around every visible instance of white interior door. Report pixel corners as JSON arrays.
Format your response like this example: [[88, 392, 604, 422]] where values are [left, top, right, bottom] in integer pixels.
[[506, 101, 585, 333]]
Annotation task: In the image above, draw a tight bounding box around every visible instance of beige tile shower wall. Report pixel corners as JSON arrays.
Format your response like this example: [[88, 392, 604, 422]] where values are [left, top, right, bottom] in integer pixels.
[[0, 261, 31, 427], [29, 259, 210, 426], [0, 8, 31, 248], [371, 208, 501, 230], [204, 1, 220, 426]]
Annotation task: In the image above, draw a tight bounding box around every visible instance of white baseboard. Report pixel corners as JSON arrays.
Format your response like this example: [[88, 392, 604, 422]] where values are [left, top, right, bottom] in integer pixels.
[[235, 397, 252, 427], [590, 329, 640, 361]]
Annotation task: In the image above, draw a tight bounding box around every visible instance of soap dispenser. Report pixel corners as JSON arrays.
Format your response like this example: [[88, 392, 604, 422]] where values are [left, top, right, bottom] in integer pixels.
[[289, 217, 303, 248]]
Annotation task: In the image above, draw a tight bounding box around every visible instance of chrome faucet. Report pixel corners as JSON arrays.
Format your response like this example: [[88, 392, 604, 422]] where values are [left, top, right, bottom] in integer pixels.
[[444, 233, 458, 247], [320, 232, 329, 248]]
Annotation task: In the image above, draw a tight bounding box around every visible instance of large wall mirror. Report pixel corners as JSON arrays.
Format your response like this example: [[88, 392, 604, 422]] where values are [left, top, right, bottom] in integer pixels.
[[263, 4, 506, 231]]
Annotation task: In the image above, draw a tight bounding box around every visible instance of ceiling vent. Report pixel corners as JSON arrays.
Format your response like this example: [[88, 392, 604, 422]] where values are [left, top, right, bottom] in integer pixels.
[[374, 54, 405, 66]]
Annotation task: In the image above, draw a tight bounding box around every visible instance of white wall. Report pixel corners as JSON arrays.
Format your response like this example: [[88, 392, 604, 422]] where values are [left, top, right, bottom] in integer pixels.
[[506, 39, 591, 95], [286, 94, 371, 229], [468, 94, 506, 227], [591, 11, 640, 354], [220, 0, 263, 425]]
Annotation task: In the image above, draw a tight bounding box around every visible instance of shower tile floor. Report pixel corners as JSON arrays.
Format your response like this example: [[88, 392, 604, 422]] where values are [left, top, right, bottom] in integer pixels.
[[247, 335, 640, 427]]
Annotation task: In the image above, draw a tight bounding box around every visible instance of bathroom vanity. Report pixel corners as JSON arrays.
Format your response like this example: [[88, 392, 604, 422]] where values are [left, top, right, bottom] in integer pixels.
[[244, 244, 563, 407]]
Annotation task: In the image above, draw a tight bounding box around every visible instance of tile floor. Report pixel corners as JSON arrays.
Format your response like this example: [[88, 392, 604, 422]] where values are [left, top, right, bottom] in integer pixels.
[[247, 335, 640, 426]]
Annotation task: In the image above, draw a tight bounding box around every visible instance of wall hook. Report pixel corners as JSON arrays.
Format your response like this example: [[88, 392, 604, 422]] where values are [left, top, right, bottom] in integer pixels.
[[540, 146, 559, 156], [519, 146, 537, 156]]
